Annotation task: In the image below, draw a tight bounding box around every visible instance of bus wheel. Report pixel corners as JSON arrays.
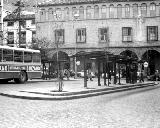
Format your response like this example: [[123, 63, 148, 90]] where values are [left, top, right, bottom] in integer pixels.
[[14, 71, 27, 84]]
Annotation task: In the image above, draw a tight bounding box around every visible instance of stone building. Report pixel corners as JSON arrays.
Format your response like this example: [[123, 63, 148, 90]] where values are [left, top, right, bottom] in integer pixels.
[[36, 0, 160, 76], [3, 10, 36, 48]]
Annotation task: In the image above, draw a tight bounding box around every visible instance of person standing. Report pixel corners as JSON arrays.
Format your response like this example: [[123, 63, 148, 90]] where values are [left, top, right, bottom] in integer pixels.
[[139, 70, 144, 83], [88, 68, 93, 81], [65, 69, 70, 80], [155, 70, 159, 81]]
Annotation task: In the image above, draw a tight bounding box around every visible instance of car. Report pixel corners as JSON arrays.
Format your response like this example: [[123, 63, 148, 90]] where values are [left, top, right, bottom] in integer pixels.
[[77, 70, 95, 78]]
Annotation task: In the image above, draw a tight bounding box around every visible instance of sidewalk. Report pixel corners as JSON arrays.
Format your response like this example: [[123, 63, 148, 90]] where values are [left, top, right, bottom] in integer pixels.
[[0, 78, 156, 100]]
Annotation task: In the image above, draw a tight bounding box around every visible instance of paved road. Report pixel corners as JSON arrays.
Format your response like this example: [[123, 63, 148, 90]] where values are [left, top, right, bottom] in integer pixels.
[[0, 84, 160, 128]]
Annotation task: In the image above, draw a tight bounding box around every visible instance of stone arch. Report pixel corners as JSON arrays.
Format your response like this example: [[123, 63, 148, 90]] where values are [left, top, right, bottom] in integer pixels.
[[141, 50, 160, 75], [52, 51, 70, 70], [120, 50, 138, 59]]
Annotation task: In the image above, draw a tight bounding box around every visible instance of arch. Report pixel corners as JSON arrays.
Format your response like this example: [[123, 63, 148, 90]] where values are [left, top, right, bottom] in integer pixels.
[[141, 50, 160, 75], [54, 8, 62, 20], [86, 6, 92, 19], [94, 5, 99, 19], [125, 4, 130, 18], [52, 51, 70, 63], [72, 7, 78, 19], [109, 4, 114, 18], [159, 3, 160, 16], [101, 5, 107, 18], [40, 9, 46, 21], [64, 7, 69, 20], [150, 3, 156, 17], [141, 3, 147, 17], [48, 8, 53, 20], [117, 4, 122, 18], [120, 50, 138, 59], [133, 3, 138, 17], [79, 6, 84, 19]]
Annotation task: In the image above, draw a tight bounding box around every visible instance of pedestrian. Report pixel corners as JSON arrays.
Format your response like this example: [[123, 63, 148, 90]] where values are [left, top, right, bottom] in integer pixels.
[[88, 68, 93, 81], [155, 70, 159, 81], [66, 69, 70, 80], [139, 70, 144, 83], [108, 70, 111, 84]]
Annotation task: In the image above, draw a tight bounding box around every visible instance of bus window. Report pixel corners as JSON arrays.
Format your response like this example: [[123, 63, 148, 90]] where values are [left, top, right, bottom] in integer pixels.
[[3, 49, 13, 61], [33, 53, 41, 63], [14, 50, 23, 62], [24, 52, 32, 63], [0, 49, 2, 62]]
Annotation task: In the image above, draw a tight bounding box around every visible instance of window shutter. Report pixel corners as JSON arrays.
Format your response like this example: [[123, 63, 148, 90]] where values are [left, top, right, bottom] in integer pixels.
[[107, 27, 109, 43], [62, 29, 65, 43], [84, 28, 86, 43], [156, 26, 158, 41], [147, 26, 149, 41], [98, 28, 101, 42], [76, 29, 78, 43]]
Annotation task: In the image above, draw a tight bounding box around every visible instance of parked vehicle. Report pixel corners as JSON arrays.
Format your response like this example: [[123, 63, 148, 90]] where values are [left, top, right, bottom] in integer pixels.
[[77, 70, 95, 78]]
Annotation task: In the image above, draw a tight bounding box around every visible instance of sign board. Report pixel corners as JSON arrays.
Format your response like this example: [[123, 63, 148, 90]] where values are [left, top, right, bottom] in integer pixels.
[[144, 62, 148, 68]]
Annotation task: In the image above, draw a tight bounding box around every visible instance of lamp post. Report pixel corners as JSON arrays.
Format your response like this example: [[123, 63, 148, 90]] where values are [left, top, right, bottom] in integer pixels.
[[73, 13, 79, 79], [54, 13, 62, 91]]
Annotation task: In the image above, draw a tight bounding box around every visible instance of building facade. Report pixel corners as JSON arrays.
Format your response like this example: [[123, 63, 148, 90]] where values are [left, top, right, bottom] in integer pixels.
[[37, 0, 160, 75], [3, 11, 36, 48]]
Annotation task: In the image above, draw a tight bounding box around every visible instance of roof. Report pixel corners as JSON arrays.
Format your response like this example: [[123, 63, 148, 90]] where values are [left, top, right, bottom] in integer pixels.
[[38, 0, 157, 7]]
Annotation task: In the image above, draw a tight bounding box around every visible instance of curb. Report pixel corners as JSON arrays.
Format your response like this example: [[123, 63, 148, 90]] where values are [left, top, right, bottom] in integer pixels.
[[0, 82, 156, 100]]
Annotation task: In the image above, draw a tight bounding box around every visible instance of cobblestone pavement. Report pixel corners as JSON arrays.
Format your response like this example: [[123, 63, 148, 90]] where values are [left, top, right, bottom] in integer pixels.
[[0, 83, 160, 128]]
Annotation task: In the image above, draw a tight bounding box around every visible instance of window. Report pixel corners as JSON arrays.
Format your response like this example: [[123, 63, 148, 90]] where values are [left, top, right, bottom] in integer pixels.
[[7, 21, 14, 26], [141, 3, 147, 17], [48, 8, 53, 20], [150, 3, 156, 17], [7, 32, 14, 44], [101, 5, 107, 18], [98, 28, 109, 43], [86, 6, 92, 19], [79, 6, 84, 19], [159, 3, 160, 16], [125, 4, 130, 18], [94, 5, 99, 19], [24, 52, 32, 63], [122, 27, 132, 42], [64, 7, 69, 20], [147, 26, 158, 41], [32, 31, 36, 43], [3, 49, 13, 61], [55, 29, 64, 44], [33, 53, 41, 63], [40, 9, 46, 21], [20, 32, 26, 44], [76, 28, 86, 43], [55, 8, 62, 20], [117, 4, 122, 18], [109, 4, 114, 18], [72, 7, 78, 19], [133, 4, 138, 17], [14, 50, 23, 62]]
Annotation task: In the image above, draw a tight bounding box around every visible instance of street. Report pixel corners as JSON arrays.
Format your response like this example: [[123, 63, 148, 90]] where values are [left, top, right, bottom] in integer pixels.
[[0, 83, 160, 128]]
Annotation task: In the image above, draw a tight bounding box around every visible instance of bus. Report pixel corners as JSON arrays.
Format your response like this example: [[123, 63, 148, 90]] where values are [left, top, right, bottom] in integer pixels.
[[0, 45, 41, 83]]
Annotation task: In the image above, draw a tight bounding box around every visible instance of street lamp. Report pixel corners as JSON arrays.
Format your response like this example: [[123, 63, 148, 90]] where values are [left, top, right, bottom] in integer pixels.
[[73, 12, 79, 79], [54, 12, 63, 91]]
